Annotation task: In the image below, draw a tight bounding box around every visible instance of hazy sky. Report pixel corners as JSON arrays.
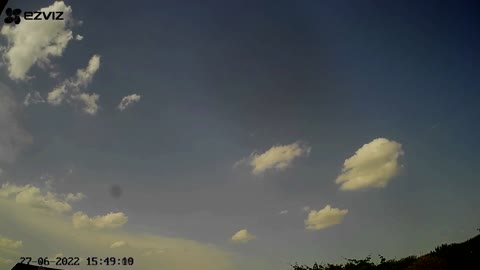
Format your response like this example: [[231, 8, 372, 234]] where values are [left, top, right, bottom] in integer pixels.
[[0, 1, 479, 270]]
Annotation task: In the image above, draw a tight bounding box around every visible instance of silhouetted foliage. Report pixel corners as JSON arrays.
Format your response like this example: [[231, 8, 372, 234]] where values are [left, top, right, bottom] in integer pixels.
[[291, 232, 480, 270], [405, 255, 447, 270]]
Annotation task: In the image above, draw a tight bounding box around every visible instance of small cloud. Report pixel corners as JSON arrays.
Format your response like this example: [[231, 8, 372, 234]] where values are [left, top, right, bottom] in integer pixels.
[[236, 141, 311, 175], [66, 192, 85, 202], [23, 91, 45, 106], [110, 240, 128, 249], [302, 206, 310, 212], [0, 235, 22, 249], [75, 34, 84, 41], [279, 210, 288, 215], [336, 138, 404, 191], [231, 229, 256, 244], [117, 94, 141, 111], [305, 205, 348, 231], [72, 211, 128, 230]]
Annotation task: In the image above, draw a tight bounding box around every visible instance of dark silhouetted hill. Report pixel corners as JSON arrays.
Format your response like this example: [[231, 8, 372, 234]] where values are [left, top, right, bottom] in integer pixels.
[[291, 232, 480, 270]]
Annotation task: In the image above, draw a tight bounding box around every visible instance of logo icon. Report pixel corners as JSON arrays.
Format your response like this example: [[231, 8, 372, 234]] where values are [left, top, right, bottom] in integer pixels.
[[0, 0, 65, 25], [4, 7, 21, 24]]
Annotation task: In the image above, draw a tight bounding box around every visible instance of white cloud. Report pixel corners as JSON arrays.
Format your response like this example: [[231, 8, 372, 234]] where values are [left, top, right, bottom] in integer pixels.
[[75, 34, 84, 41], [47, 84, 67, 105], [47, 55, 101, 115], [65, 192, 85, 202], [23, 91, 45, 106], [231, 229, 255, 244], [75, 55, 101, 88], [0, 1, 74, 80], [0, 182, 73, 214], [305, 205, 349, 231], [237, 142, 311, 175], [302, 206, 311, 212], [336, 138, 404, 191], [0, 235, 22, 249], [279, 210, 288, 215], [117, 94, 141, 111], [72, 211, 128, 230], [110, 241, 128, 249], [0, 84, 32, 164]]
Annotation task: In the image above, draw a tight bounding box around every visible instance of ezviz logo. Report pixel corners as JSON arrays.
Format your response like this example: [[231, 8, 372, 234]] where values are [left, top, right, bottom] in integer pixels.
[[0, 0, 64, 25]]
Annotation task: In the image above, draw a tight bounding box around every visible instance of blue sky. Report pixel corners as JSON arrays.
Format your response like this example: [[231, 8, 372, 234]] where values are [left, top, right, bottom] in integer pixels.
[[0, 1, 479, 269]]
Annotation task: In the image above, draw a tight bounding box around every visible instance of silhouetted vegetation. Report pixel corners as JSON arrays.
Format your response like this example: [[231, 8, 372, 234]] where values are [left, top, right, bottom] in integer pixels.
[[291, 232, 480, 270]]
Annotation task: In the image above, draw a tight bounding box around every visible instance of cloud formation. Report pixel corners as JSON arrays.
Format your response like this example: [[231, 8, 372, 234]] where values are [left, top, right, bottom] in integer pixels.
[[47, 55, 101, 115], [0, 235, 22, 249], [118, 94, 142, 111], [0, 182, 73, 214], [279, 210, 288, 215], [0, 84, 32, 164], [231, 229, 256, 243], [65, 192, 85, 202], [305, 205, 349, 231], [0, 196, 236, 270], [237, 142, 311, 175], [72, 211, 128, 230], [336, 138, 404, 191], [0, 1, 75, 80]]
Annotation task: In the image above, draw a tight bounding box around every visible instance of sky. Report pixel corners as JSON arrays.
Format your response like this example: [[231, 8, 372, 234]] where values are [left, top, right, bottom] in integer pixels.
[[0, 0, 479, 269]]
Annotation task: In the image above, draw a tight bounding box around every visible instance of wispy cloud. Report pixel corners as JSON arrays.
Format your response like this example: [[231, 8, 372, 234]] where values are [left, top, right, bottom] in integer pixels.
[[47, 55, 101, 115], [118, 94, 142, 111], [23, 91, 45, 106], [236, 141, 311, 175]]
